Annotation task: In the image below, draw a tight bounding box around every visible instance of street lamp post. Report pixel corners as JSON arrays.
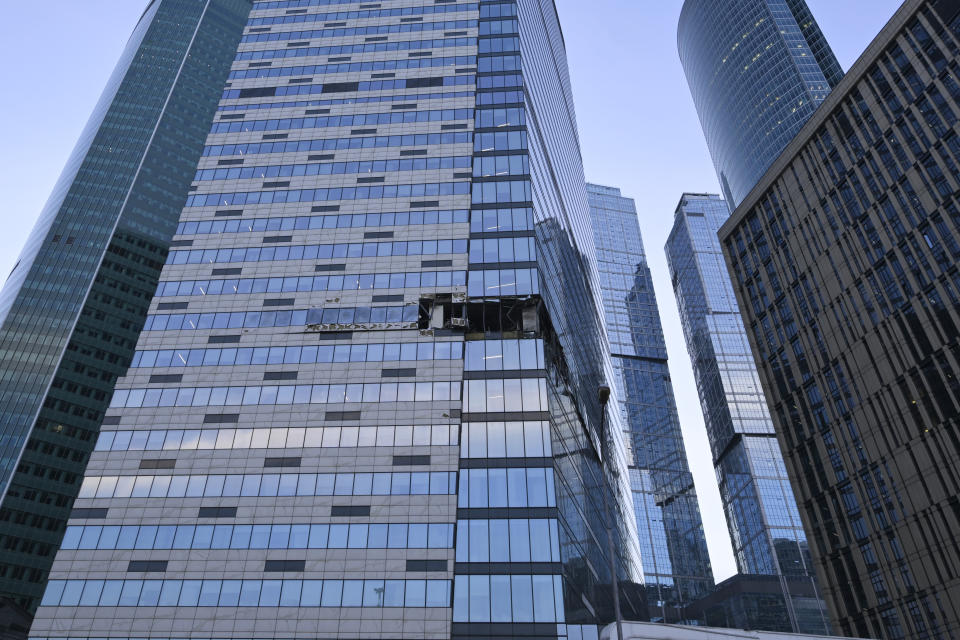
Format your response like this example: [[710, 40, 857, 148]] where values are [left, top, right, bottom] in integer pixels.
[[598, 384, 625, 640]]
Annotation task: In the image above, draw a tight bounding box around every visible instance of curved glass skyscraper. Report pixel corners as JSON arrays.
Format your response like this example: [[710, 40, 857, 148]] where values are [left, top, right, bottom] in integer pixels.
[[678, 0, 844, 207]]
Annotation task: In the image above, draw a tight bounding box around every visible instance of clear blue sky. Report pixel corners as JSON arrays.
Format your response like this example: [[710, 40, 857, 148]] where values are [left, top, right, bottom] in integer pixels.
[[0, 0, 903, 581]]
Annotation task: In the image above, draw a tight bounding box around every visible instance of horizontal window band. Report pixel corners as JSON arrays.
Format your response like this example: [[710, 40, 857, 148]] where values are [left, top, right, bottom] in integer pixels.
[[154, 269, 467, 298], [41, 578, 451, 609], [452, 516, 562, 565], [224, 73, 474, 101], [235, 36, 472, 63], [167, 237, 469, 266], [461, 412, 550, 422], [453, 562, 561, 575], [143, 304, 418, 332], [219, 89, 474, 118], [467, 261, 536, 270], [457, 458, 551, 469], [330, 505, 370, 517], [451, 622, 561, 637], [108, 378, 551, 412], [459, 420, 552, 460], [393, 455, 431, 466], [456, 508, 558, 520], [470, 202, 534, 211], [184, 181, 472, 208], [139, 339, 535, 375], [240, 20, 479, 44], [203, 131, 472, 159], [61, 522, 455, 552], [95, 424, 459, 454], [78, 471, 458, 500], [462, 370, 545, 380]]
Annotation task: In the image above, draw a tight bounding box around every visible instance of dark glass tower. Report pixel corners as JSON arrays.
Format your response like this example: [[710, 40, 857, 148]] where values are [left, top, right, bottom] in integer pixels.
[[0, 0, 248, 614], [28, 2, 645, 639], [678, 0, 844, 207], [720, 0, 960, 637], [587, 183, 714, 623], [666, 193, 830, 634]]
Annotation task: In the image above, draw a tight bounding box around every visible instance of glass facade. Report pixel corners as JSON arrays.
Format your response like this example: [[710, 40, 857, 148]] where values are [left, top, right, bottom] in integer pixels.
[[586, 184, 714, 623], [28, 2, 645, 640], [0, 0, 249, 613], [678, 0, 844, 207], [666, 193, 829, 634], [720, 1, 960, 637]]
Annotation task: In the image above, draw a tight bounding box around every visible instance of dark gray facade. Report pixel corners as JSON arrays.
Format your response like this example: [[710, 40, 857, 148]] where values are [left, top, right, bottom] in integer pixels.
[[720, 1, 960, 637], [587, 184, 714, 623], [28, 1, 646, 639], [678, 0, 844, 207], [0, 0, 248, 614], [667, 193, 829, 634]]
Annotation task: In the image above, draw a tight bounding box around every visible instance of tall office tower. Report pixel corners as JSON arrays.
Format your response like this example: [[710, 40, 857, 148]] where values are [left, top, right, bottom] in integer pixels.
[[666, 193, 829, 634], [586, 183, 714, 624], [678, 0, 844, 208], [719, 0, 960, 637], [0, 0, 249, 615], [30, 2, 646, 640]]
